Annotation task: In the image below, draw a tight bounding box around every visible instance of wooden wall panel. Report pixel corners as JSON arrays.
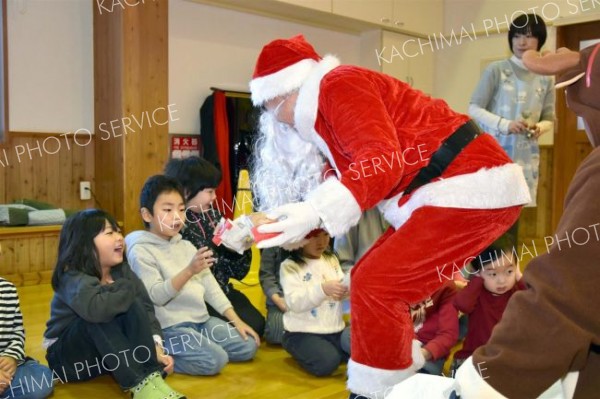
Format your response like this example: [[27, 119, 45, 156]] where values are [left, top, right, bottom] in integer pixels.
[[28, 237, 44, 271], [0, 149, 5, 203], [0, 133, 95, 285], [0, 237, 14, 274], [1, 133, 95, 209], [520, 146, 554, 241], [553, 21, 599, 229], [46, 148, 61, 207], [0, 227, 62, 286], [93, 0, 124, 222], [94, 0, 169, 233]]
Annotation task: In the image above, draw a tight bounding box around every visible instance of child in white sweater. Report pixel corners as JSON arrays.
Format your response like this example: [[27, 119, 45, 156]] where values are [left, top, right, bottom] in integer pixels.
[[280, 229, 350, 376]]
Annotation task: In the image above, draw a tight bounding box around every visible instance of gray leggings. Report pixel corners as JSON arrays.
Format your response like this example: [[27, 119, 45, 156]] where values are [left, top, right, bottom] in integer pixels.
[[282, 327, 351, 377], [264, 305, 285, 345]]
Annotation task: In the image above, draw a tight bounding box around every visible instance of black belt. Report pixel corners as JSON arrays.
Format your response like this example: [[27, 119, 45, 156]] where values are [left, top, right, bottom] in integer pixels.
[[403, 120, 481, 196]]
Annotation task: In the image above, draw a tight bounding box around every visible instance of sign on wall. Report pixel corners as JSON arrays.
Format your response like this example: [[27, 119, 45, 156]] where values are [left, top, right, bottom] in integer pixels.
[[170, 135, 201, 159]]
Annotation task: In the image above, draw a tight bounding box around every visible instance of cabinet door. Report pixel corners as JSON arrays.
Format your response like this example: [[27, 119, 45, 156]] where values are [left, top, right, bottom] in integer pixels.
[[406, 39, 434, 95], [332, 0, 393, 26], [380, 31, 434, 95], [276, 0, 332, 12], [393, 0, 443, 36], [380, 31, 411, 83]]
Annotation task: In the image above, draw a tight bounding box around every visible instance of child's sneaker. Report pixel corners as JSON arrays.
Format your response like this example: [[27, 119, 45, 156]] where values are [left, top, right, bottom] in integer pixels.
[[148, 372, 186, 399], [130, 375, 164, 399]]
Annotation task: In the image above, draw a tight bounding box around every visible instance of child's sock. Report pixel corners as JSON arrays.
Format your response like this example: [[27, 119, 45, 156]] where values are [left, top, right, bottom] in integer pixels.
[[147, 371, 186, 399]]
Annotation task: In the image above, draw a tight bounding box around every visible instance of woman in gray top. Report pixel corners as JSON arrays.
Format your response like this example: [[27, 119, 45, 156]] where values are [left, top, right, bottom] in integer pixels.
[[469, 13, 555, 246]]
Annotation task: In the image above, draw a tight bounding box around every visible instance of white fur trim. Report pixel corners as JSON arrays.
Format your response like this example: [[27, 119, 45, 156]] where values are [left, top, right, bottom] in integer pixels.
[[557, 371, 579, 399], [347, 359, 419, 398], [347, 340, 423, 398], [250, 58, 318, 106], [377, 164, 531, 230], [293, 55, 343, 181], [455, 357, 508, 399], [385, 374, 457, 399], [306, 178, 361, 237], [411, 339, 425, 370], [555, 72, 585, 89], [295, 55, 340, 144], [455, 357, 579, 399]]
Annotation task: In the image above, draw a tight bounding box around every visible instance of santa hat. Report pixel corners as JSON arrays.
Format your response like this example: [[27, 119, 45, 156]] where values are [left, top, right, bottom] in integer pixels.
[[306, 228, 326, 239], [250, 35, 322, 106]]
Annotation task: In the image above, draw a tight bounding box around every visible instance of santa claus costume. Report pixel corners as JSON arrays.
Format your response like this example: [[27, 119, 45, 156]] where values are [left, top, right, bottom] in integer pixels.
[[249, 35, 530, 398]]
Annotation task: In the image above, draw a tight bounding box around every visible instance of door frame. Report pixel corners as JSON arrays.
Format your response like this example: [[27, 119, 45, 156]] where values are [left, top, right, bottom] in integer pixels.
[[552, 19, 600, 230]]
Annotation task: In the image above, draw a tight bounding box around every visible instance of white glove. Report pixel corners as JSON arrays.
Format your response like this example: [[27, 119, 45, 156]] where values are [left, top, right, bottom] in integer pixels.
[[256, 201, 321, 248], [411, 339, 426, 371]]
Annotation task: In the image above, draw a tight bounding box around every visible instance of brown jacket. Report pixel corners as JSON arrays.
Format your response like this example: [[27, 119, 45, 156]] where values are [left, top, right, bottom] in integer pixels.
[[474, 43, 600, 399], [473, 147, 600, 398]]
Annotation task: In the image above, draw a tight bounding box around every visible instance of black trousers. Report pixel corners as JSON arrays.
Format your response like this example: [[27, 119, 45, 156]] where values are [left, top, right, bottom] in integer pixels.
[[46, 300, 161, 390], [282, 330, 350, 377], [207, 286, 266, 337]]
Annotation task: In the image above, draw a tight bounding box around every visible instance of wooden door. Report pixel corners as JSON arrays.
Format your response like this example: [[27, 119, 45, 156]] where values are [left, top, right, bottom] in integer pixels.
[[553, 20, 600, 230]]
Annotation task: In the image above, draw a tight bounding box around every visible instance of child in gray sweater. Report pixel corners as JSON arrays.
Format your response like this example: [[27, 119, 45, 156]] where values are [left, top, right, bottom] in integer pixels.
[[126, 175, 259, 376]]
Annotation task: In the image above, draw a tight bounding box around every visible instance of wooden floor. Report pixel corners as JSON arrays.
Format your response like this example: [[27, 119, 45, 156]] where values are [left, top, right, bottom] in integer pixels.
[[17, 282, 349, 399], [16, 238, 546, 398]]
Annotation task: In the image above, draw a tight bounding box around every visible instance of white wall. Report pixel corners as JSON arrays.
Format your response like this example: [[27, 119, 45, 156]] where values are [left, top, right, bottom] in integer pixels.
[[6, 0, 597, 136], [168, 0, 362, 134], [445, 0, 600, 33], [7, 0, 93, 133]]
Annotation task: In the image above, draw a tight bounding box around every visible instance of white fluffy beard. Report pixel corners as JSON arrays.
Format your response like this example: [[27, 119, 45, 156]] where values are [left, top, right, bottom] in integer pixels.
[[252, 112, 326, 211]]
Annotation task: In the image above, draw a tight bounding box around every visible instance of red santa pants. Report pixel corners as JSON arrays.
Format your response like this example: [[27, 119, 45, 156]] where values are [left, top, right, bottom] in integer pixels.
[[350, 204, 522, 372]]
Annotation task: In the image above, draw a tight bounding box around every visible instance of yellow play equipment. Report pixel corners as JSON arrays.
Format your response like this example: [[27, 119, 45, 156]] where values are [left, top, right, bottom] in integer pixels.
[[232, 169, 261, 286]]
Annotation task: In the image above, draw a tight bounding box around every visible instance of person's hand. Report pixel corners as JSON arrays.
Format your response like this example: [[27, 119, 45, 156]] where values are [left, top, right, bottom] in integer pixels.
[[322, 280, 348, 300], [421, 348, 433, 361], [271, 293, 288, 313], [155, 345, 174, 375], [232, 319, 261, 346], [187, 247, 216, 275], [0, 357, 17, 377], [529, 124, 542, 139], [256, 202, 321, 248], [249, 212, 276, 227], [508, 120, 528, 134], [0, 369, 12, 395]]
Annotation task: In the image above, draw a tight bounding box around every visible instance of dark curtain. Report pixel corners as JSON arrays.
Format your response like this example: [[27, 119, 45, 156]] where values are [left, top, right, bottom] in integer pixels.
[[200, 91, 258, 218]]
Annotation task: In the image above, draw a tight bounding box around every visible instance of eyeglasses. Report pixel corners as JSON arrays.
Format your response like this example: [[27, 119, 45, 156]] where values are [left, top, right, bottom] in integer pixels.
[[262, 98, 286, 118]]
